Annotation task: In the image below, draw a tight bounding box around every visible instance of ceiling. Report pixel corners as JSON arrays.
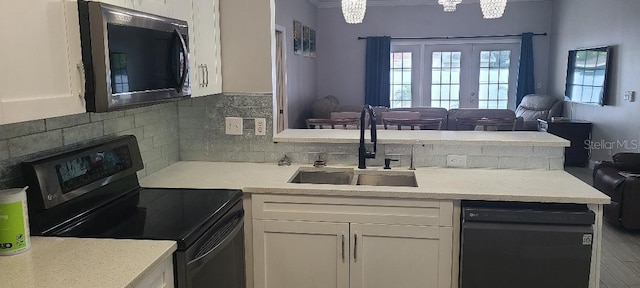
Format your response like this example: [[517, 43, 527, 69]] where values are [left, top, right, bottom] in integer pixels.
[[309, 0, 552, 9]]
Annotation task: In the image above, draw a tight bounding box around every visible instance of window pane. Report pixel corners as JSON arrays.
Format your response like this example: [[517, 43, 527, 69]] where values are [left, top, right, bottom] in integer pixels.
[[498, 68, 509, 83], [451, 52, 461, 68], [442, 70, 451, 83], [402, 71, 411, 84], [390, 52, 412, 108], [479, 68, 489, 84], [441, 85, 450, 100], [442, 52, 452, 66], [432, 53, 442, 68], [489, 69, 499, 82], [451, 68, 460, 84], [478, 50, 511, 110], [431, 86, 441, 100], [432, 70, 441, 84]]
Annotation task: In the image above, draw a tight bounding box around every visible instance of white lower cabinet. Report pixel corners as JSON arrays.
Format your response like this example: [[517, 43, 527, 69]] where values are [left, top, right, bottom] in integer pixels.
[[350, 223, 453, 288], [252, 195, 455, 288], [254, 220, 349, 288]]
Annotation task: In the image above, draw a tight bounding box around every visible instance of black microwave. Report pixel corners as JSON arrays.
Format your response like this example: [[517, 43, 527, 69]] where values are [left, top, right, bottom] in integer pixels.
[[78, 1, 190, 112]]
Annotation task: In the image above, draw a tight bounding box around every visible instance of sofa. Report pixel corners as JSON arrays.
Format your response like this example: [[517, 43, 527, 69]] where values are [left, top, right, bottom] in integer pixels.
[[515, 94, 564, 130], [447, 108, 524, 130], [593, 153, 640, 230], [311, 105, 525, 130]]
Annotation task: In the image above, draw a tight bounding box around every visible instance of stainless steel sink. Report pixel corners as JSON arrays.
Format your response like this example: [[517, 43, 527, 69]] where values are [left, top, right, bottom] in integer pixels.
[[289, 168, 417, 187], [355, 172, 418, 187], [288, 168, 355, 185]]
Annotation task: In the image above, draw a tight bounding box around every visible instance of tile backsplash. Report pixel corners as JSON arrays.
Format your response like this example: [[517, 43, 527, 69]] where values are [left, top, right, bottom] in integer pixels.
[[177, 94, 564, 170], [0, 102, 179, 189], [1, 92, 566, 189]]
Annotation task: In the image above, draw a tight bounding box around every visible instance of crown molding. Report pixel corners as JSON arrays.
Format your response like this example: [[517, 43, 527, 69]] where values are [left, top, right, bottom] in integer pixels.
[[316, 0, 551, 9]]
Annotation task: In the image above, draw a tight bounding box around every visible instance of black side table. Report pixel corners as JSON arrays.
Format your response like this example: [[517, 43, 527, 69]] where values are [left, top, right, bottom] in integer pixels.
[[538, 119, 592, 167]]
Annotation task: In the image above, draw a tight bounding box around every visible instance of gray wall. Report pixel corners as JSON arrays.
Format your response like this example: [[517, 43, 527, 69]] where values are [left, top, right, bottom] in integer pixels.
[[275, 0, 318, 128], [0, 103, 180, 189], [548, 0, 640, 161], [316, 1, 553, 107]]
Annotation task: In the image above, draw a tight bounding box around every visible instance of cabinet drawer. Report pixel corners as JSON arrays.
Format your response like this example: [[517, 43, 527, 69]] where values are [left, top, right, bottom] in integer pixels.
[[252, 194, 453, 227]]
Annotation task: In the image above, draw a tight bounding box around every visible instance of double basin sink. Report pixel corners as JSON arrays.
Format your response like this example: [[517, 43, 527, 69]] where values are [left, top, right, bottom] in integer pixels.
[[289, 167, 418, 187]]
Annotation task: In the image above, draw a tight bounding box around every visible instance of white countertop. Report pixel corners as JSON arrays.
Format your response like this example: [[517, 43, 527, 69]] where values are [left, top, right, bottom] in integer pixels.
[[273, 129, 570, 147], [0, 237, 176, 288], [140, 161, 609, 205]]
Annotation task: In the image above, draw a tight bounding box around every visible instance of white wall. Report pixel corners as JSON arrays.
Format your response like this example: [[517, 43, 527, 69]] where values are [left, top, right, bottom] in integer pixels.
[[548, 0, 640, 161], [275, 0, 318, 128], [316, 1, 553, 107]]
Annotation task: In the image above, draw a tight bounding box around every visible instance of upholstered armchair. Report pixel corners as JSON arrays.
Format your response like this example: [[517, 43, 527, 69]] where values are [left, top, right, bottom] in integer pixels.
[[516, 94, 563, 130], [593, 153, 640, 229]]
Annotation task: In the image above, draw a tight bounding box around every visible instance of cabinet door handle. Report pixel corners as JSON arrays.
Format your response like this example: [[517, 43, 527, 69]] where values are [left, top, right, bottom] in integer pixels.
[[77, 64, 86, 99], [205, 64, 209, 87], [353, 233, 357, 261], [200, 65, 205, 87], [341, 234, 345, 261]]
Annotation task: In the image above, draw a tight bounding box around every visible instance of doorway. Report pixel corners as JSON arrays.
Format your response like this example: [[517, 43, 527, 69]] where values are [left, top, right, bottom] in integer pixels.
[[275, 27, 287, 133]]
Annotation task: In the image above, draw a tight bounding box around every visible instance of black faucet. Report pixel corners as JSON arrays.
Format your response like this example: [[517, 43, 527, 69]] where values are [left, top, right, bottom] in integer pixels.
[[358, 105, 377, 169]]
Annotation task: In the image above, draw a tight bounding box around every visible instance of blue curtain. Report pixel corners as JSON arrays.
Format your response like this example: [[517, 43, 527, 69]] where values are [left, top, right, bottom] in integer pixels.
[[516, 32, 535, 107], [365, 36, 391, 107]]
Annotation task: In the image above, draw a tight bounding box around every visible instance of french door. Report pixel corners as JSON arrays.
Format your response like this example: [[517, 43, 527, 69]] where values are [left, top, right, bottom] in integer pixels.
[[392, 41, 520, 109]]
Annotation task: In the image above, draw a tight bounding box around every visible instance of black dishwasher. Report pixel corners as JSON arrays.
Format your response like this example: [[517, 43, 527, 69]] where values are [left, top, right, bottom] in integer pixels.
[[459, 201, 595, 288]]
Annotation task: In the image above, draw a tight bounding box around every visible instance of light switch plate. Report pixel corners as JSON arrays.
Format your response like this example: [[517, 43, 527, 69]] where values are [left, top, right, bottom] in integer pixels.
[[255, 118, 266, 135], [225, 117, 243, 135]]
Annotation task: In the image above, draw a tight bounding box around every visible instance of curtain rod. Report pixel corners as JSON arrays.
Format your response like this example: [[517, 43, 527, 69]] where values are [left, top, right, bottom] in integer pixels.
[[357, 33, 547, 40]]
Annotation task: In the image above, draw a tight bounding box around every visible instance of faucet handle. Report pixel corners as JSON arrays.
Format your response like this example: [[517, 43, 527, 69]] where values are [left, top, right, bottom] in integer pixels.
[[384, 158, 399, 169]]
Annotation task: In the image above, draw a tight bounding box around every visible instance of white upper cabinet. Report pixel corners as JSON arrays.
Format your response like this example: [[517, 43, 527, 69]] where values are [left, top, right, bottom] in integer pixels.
[[0, 0, 85, 125], [95, 0, 190, 21], [190, 0, 222, 97]]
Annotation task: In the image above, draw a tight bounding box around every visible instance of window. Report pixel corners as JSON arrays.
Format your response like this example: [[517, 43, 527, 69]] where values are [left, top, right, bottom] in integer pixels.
[[478, 50, 511, 109], [390, 52, 412, 108], [390, 41, 519, 109], [431, 52, 461, 110]]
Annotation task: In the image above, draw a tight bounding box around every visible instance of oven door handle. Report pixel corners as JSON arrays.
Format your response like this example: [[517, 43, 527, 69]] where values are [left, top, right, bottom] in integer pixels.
[[187, 215, 244, 267], [174, 28, 189, 92]]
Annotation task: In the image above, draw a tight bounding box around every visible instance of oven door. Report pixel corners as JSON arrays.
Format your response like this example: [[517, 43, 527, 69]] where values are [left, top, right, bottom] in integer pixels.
[[176, 201, 245, 288]]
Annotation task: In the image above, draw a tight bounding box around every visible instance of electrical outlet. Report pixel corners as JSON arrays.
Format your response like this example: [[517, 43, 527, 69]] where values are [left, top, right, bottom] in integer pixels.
[[225, 117, 243, 135], [255, 118, 266, 135], [447, 155, 467, 168]]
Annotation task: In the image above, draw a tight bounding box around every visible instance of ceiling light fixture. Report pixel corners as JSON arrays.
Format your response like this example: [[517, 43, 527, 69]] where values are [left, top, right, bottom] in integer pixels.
[[438, 0, 462, 12], [342, 0, 367, 24], [480, 0, 507, 19]]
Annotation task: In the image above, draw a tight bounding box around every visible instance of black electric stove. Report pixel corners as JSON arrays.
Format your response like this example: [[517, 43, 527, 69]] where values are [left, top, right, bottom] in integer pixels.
[[50, 187, 241, 249], [22, 135, 246, 288]]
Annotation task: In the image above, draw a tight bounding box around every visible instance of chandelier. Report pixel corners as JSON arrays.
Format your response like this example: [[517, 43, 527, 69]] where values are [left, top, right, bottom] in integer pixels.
[[342, 0, 367, 24], [480, 0, 507, 19], [438, 0, 462, 12]]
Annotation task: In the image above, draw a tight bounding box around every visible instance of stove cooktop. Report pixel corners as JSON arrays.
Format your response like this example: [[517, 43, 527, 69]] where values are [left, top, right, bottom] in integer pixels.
[[49, 188, 242, 249]]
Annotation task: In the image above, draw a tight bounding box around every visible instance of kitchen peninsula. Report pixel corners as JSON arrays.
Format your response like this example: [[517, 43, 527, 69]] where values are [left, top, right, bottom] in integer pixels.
[[140, 161, 609, 288]]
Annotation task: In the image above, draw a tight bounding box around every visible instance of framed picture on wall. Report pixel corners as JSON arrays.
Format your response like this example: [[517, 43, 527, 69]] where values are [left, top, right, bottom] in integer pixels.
[[293, 20, 302, 55], [303, 26, 310, 57], [309, 29, 316, 58]]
